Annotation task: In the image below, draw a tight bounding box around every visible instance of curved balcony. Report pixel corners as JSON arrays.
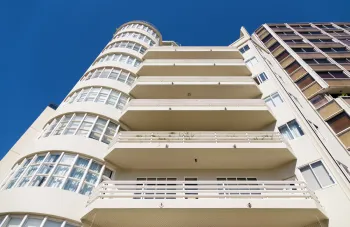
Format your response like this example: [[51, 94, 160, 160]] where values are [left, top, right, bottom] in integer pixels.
[[82, 180, 327, 227], [119, 99, 275, 131], [143, 46, 242, 60], [52, 102, 123, 123], [72, 78, 131, 95], [97, 48, 144, 61], [0, 187, 87, 222], [21, 135, 108, 160], [138, 59, 250, 76], [105, 131, 295, 169], [113, 28, 159, 45], [130, 76, 261, 99], [86, 62, 138, 75]]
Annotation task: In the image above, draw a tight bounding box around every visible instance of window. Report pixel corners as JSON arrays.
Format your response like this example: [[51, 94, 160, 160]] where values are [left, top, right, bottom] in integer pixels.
[[94, 53, 141, 67], [276, 51, 289, 62], [81, 67, 136, 86], [327, 112, 350, 134], [290, 24, 312, 28], [334, 58, 350, 64], [239, 45, 250, 54], [104, 41, 148, 54], [292, 48, 315, 53], [0, 215, 78, 227], [276, 31, 295, 35], [310, 94, 330, 109], [262, 34, 272, 43], [114, 31, 156, 46], [268, 42, 280, 52], [316, 24, 334, 29], [245, 57, 258, 68], [119, 23, 159, 40], [1, 152, 114, 196], [217, 177, 257, 196], [253, 72, 268, 85], [64, 87, 129, 111], [304, 58, 330, 64], [337, 24, 350, 29], [41, 113, 119, 144], [327, 31, 347, 36], [300, 160, 335, 190], [308, 39, 333, 43], [320, 47, 348, 52], [296, 74, 316, 91], [284, 39, 304, 43], [299, 31, 322, 35], [278, 119, 304, 140], [317, 71, 349, 79], [264, 92, 284, 108], [285, 61, 301, 74], [135, 177, 177, 199]]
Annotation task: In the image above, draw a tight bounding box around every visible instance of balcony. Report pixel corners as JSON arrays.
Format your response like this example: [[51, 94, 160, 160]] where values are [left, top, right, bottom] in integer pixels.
[[290, 67, 308, 81], [105, 131, 294, 169], [130, 76, 262, 99], [324, 79, 350, 93], [302, 82, 323, 99], [302, 34, 331, 39], [138, 59, 251, 76], [287, 43, 313, 48], [119, 99, 276, 131], [272, 46, 285, 57], [309, 64, 340, 71], [143, 46, 242, 59], [82, 181, 327, 227], [324, 52, 350, 58], [317, 100, 343, 120], [314, 42, 345, 48], [298, 52, 326, 59]]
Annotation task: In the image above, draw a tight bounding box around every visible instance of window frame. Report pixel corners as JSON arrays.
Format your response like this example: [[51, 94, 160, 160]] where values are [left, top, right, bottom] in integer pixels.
[[264, 92, 284, 108], [299, 160, 336, 190]]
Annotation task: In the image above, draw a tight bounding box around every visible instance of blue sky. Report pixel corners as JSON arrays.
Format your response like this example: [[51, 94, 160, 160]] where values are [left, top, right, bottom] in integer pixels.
[[0, 0, 349, 159]]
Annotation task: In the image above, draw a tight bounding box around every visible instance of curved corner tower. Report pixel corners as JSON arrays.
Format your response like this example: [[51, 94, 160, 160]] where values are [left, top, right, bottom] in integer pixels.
[[0, 20, 328, 227]]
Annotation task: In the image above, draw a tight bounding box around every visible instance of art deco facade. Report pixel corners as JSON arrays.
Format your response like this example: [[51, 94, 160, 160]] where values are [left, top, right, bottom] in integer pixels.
[[2, 20, 350, 227]]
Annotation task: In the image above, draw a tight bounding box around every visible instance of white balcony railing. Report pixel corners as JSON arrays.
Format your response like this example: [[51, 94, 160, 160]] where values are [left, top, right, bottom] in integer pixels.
[[109, 131, 286, 148], [124, 99, 267, 107], [87, 180, 319, 205]]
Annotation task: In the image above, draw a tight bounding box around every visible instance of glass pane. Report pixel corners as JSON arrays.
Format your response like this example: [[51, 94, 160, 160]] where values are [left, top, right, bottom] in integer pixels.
[[300, 166, 321, 190], [103, 168, 113, 178], [311, 161, 335, 187], [46, 154, 60, 163], [53, 165, 69, 177], [18, 177, 30, 187], [264, 97, 275, 108], [43, 220, 62, 227], [89, 161, 102, 172], [279, 124, 294, 140], [89, 119, 107, 140], [79, 183, 93, 195], [75, 158, 89, 168], [23, 218, 43, 227], [76, 115, 95, 136], [25, 166, 38, 177], [85, 172, 98, 184], [63, 114, 84, 135], [60, 154, 75, 165], [38, 164, 54, 175], [6, 217, 22, 227], [70, 168, 85, 179], [63, 179, 79, 192], [288, 120, 304, 138], [47, 177, 64, 188], [30, 176, 47, 187], [272, 93, 283, 106]]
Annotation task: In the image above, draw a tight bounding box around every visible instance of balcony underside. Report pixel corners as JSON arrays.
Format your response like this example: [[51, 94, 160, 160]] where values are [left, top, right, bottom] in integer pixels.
[[130, 84, 261, 99], [144, 47, 243, 59], [83, 199, 327, 227], [138, 63, 251, 76], [106, 144, 294, 169], [120, 109, 275, 131]]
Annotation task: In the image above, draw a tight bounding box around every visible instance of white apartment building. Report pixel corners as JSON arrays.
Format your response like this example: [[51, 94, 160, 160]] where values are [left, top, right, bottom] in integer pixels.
[[1, 20, 349, 227]]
